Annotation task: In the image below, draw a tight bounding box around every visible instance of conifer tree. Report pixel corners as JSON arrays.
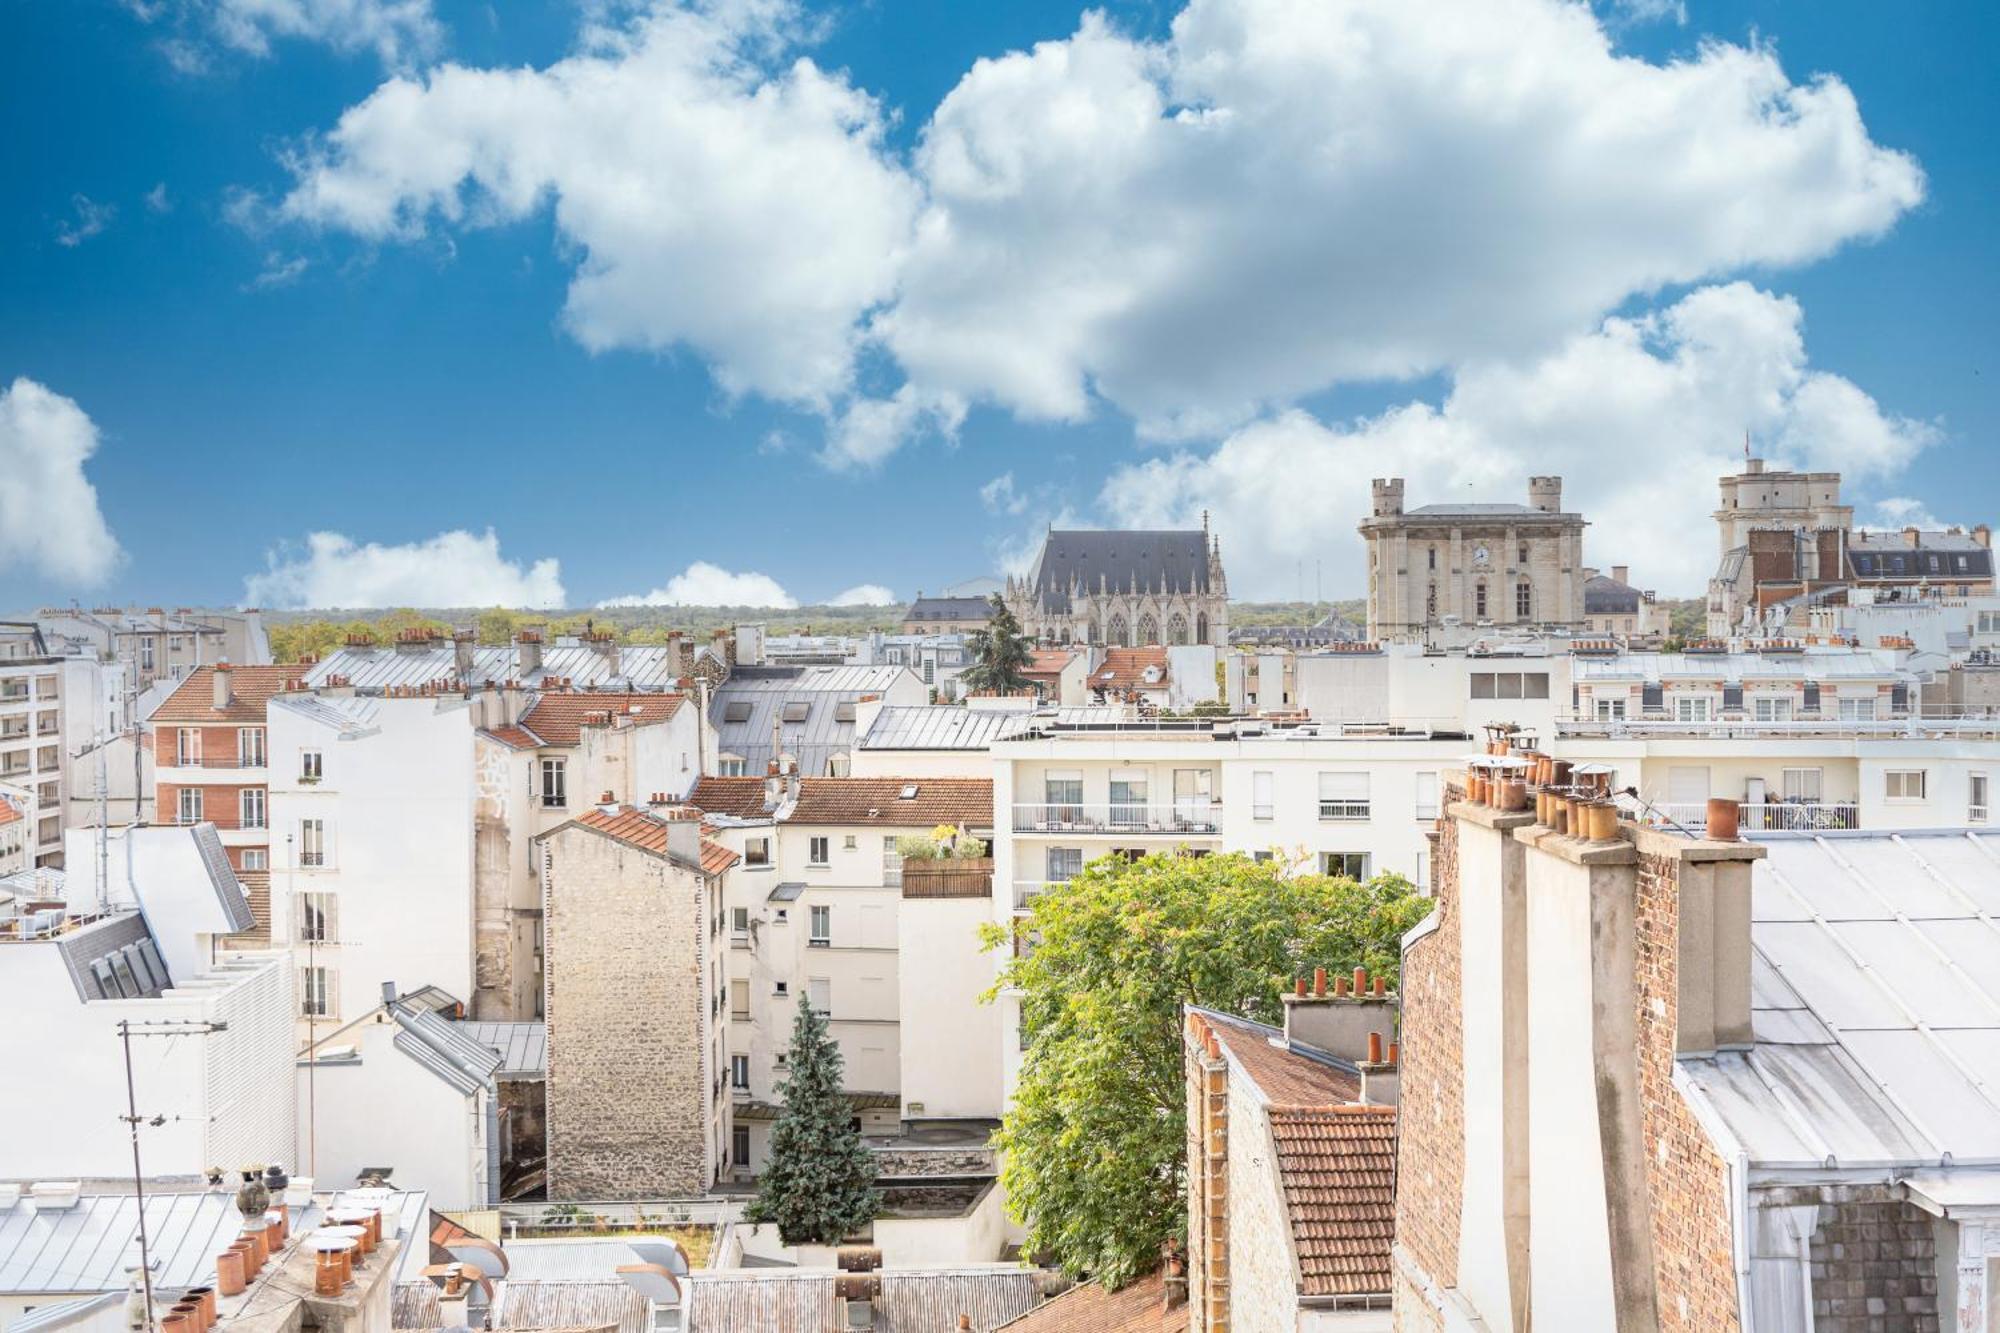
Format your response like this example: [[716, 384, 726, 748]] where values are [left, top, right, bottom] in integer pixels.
[[744, 995, 878, 1245], [962, 594, 1034, 694]]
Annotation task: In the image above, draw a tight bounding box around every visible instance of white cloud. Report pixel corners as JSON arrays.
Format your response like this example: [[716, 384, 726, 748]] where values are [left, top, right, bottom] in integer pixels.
[[980, 473, 1027, 516], [1862, 497, 1941, 532], [245, 253, 309, 290], [278, 0, 919, 409], [129, 0, 442, 69], [881, 0, 1922, 437], [245, 529, 565, 608], [55, 195, 116, 248], [600, 560, 798, 608], [828, 583, 895, 606], [822, 386, 965, 470], [0, 379, 123, 586], [145, 183, 173, 214], [1602, 0, 1686, 24], [1099, 283, 1939, 599]]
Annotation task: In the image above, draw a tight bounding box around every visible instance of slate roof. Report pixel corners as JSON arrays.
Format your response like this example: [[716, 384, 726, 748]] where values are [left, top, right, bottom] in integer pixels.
[[995, 1271, 1187, 1332], [1268, 1106, 1397, 1296], [151, 665, 300, 723], [520, 693, 686, 746], [688, 777, 994, 828], [1847, 535, 1994, 581], [1027, 530, 1213, 613], [566, 807, 740, 876], [906, 596, 996, 623], [1583, 573, 1643, 616]]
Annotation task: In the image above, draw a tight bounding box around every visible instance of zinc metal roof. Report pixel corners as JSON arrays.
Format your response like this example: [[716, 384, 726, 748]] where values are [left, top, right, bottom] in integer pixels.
[[860, 706, 1030, 751], [268, 693, 384, 735], [709, 665, 920, 777], [458, 1021, 548, 1079], [499, 1238, 694, 1283], [1679, 831, 2000, 1174], [304, 644, 701, 693], [8, 1291, 124, 1332], [684, 1271, 835, 1330], [391, 1003, 502, 1097], [1026, 529, 1213, 614]]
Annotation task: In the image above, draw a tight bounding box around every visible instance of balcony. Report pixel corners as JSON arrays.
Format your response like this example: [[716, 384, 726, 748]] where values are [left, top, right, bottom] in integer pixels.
[[1011, 802, 1220, 836], [1558, 716, 2000, 741], [1638, 801, 1860, 834], [163, 756, 269, 771], [1013, 881, 1060, 911], [901, 858, 994, 899]]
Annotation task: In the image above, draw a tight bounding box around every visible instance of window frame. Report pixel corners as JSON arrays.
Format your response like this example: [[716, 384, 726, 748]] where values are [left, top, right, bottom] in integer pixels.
[[808, 836, 830, 866], [1885, 769, 1928, 803], [540, 757, 567, 809], [809, 904, 831, 947]]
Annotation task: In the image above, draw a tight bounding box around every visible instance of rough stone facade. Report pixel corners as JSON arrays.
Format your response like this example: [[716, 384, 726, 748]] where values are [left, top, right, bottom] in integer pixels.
[[869, 1146, 995, 1179], [1224, 1064, 1301, 1333], [1393, 798, 1464, 1311], [472, 734, 524, 1019], [1806, 1188, 1939, 1333], [1634, 850, 1744, 1333], [542, 824, 716, 1198], [1187, 1026, 1231, 1331]]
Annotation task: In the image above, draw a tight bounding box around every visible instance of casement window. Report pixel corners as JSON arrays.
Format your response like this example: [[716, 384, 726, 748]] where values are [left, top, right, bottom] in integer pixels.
[[540, 758, 566, 809], [1838, 696, 1879, 722], [300, 749, 323, 783], [176, 728, 201, 766], [1980, 611, 2000, 635], [1517, 543, 1530, 566], [299, 818, 327, 867], [745, 837, 770, 866], [1782, 768, 1823, 803], [842, 834, 857, 851], [239, 788, 266, 830], [730, 981, 750, 1020], [1426, 584, 1438, 619], [882, 836, 901, 886], [1321, 852, 1370, 880], [1972, 772, 1990, 824], [1674, 698, 1712, 722], [176, 788, 203, 824], [1109, 770, 1149, 825], [1470, 672, 1550, 700], [1415, 771, 1439, 821], [717, 757, 747, 776], [1595, 698, 1627, 721], [730, 907, 750, 936], [1475, 583, 1488, 618], [1317, 772, 1370, 821], [240, 848, 268, 871], [1641, 682, 1664, 713], [296, 891, 335, 944], [809, 836, 830, 866], [299, 966, 334, 1018], [808, 977, 831, 1016], [732, 1126, 751, 1167], [1753, 697, 1793, 723], [238, 728, 266, 767], [1515, 582, 1532, 620], [1886, 770, 1927, 802], [809, 905, 831, 946], [1252, 771, 1274, 821], [141, 641, 155, 671], [1044, 772, 1083, 813], [1802, 682, 1822, 713], [1046, 847, 1083, 883], [731, 1054, 749, 1087]]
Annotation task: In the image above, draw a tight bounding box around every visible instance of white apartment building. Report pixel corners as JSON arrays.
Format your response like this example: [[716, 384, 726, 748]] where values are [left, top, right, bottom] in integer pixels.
[[1228, 640, 1570, 737], [0, 625, 68, 868], [688, 771, 994, 1176], [36, 606, 270, 691]]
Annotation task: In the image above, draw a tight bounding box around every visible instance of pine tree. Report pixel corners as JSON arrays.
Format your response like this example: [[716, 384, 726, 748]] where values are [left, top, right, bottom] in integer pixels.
[[962, 594, 1034, 694], [744, 996, 879, 1245]]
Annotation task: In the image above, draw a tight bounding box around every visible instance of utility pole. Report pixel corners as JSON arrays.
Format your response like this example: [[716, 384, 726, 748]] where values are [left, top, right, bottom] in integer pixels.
[[119, 1018, 229, 1333]]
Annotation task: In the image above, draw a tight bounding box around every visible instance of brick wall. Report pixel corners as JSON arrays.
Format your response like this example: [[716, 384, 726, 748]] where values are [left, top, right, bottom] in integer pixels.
[[1807, 1188, 1938, 1332], [544, 827, 712, 1198], [156, 780, 263, 831], [1186, 1026, 1230, 1331], [1393, 799, 1464, 1295], [1634, 851, 1743, 1333]]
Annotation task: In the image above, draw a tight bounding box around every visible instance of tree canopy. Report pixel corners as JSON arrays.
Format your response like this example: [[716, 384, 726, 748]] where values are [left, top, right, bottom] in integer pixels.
[[743, 996, 879, 1246], [960, 593, 1034, 694], [981, 850, 1430, 1286]]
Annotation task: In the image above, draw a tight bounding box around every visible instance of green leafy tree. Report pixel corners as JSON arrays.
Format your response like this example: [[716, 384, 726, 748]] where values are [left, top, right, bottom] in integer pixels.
[[744, 996, 878, 1245], [980, 851, 1430, 1286], [961, 594, 1034, 694]]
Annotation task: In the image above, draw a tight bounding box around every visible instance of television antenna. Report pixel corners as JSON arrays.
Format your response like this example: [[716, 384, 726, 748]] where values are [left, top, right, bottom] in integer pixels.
[[119, 1018, 229, 1333]]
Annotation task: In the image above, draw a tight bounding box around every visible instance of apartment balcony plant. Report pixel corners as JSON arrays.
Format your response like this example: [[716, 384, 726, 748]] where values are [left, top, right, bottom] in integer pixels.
[[898, 826, 993, 899]]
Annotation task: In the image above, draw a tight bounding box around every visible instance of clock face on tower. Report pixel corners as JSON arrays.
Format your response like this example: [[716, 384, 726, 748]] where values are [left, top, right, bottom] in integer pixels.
[[1473, 545, 1490, 565]]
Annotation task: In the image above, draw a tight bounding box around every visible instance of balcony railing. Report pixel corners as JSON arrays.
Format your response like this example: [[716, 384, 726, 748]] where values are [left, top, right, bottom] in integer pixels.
[[1559, 716, 2000, 740], [901, 858, 994, 899], [1635, 801, 1860, 834], [164, 756, 269, 770], [1013, 881, 1065, 911], [1012, 802, 1220, 835]]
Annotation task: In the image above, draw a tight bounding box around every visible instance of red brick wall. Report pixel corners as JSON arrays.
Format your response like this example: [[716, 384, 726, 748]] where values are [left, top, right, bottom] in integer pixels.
[[1394, 797, 1464, 1292], [156, 780, 264, 832], [1635, 852, 1742, 1333]]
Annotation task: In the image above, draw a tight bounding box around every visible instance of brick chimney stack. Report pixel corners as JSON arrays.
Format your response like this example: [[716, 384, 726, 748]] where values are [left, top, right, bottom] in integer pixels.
[[515, 629, 543, 676], [1281, 965, 1398, 1069], [453, 630, 477, 684], [1611, 565, 1630, 586]]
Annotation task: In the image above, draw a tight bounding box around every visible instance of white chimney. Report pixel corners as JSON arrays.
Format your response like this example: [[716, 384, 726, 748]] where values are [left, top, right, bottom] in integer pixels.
[[212, 664, 233, 710]]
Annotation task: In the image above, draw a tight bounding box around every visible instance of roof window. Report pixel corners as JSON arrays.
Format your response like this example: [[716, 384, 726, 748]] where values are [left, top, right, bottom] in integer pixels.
[[722, 701, 753, 723], [781, 701, 810, 723], [899, 784, 919, 800]]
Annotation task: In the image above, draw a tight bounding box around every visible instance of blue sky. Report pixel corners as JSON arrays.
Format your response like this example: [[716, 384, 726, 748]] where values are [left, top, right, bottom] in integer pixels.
[[1, 0, 1993, 610]]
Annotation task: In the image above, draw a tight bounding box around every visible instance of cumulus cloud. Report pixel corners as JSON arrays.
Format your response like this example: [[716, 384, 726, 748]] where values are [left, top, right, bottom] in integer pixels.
[[128, 0, 441, 69], [278, 0, 919, 409], [1861, 497, 1943, 532], [55, 195, 116, 247], [822, 386, 965, 470], [0, 379, 123, 586], [145, 183, 173, 213], [600, 561, 798, 608], [245, 529, 565, 608], [980, 473, 1027, 516], [1100, 283, 1939, 598], [829, 583, 896, 606]]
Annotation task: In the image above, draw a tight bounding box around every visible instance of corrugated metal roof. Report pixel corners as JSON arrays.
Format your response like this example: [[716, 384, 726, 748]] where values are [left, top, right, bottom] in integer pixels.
[[393, 1279, 441, 1328], [7, 1291, 124, 1332], [458, 1022, 547, 1079], [876, 1268, 1048, 1332], [860, 706, 1029, 751], [709, 665, 921, 777], [498, 1279, 648, 1333], [685, 1271, 834, 1331], [305, 645, 697, 693], [1680, 831, 2000, 1172]]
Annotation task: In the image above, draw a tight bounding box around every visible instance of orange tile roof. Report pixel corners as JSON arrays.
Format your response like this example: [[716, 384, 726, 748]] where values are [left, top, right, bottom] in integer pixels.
[[997, 1271, 1187, 1333], [0, 797, 22, 827], [1192, 1009, 1359, 1104], [570, 806, 739, 876], [1022, 648, 1078, 679], [1089, 647, 1169, 690], [520, 692, 685, 746], [1268, 1105, 1397, 1296], [151, 665, 302, 723], [480, 725, 544, 750], [689, 776, 994, 828]]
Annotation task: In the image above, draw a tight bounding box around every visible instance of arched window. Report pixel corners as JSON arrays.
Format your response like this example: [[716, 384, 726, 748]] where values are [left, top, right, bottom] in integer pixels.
[[1475, 582, 1488, 619], [1137, 614, 1159, 645], [1196, 613, 1209, 645], [1108, 614, 1128, 647], [1167, 613, 1189, 645], [1085, 621, 1099, 646]]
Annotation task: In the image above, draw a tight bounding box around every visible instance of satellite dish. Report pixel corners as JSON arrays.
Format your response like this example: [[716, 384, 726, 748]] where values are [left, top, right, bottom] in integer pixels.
[[615, 1264, 683, 1307], [626, 1240, 689, 1277]]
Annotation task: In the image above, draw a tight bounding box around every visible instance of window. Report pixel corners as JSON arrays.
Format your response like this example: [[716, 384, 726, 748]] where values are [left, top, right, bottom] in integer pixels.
[[141, 640, 155, 671], [1173, 769, 1212, 819], [1972, 772, 1990, 824], [1044, 772, 1083, 816], [1595, 698, 1627, 721], [1416, 850, 1430, 887], [773, 908, 788, 924], [810, 905, 831, 946], [732, 1125, 751, 1167], [1838, 696, 1878, 722], [1886, 769, 1927, 802], [1470, 672, 1550, 700], [300, 750, 323, 783], [240, 848, 268, 872], [1516, 582, 1531, 620], [1426, 584, 1438, 619], [296, 891, 335, 944], [809, 836, 830, 865], [1674, 697, 1712, 722], [1518, 543, 1529, 565], [1753, 697, 1793, 723], [176, 787, 203, 824], [240, 788, 266, 830], [834, 700, 857, 723], [808, 977, 831, 1016], [299, 966, 334, 1018], [1475, 583, 1488, 618], [745, 837, 770, 866], [722, 700, 753, 724], [175, 728, 201, 766], [730, 980, 750, 1020], [299, 818, 327, 867], [1318, 772, 1369, 821], [1980, 611, 2000, 635], [540, 758, 567, 809], [1802, 682, 1822, 713], [1109, 770, 1149, 825], [1722, 684, 1745, 713], [731, 1053, 750, 1087], [730, 907, 750, 937], [1641, 682, 1664, 713], [1781, 768, 1823, 803], [1321, 852, 1370, 879], [1415, 771, 1439, 821], [774, 980, 789, 997], [1046, 847, 1082, 883], [883, 836, 902, 887], [843, 834, 857, 851], [1252, 770, 1274, 821], [781, 701, 810, 723], [239, 728, 266, 767], [1427, 546, 1437, 571], [717, 757, 747, 777]]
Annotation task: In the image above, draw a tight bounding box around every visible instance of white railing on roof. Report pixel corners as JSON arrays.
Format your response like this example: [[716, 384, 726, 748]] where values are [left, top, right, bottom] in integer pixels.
[[1633, 801, 1860, 833], [1011, 802, 1221, 835], [1558, 716, 2000, 740]]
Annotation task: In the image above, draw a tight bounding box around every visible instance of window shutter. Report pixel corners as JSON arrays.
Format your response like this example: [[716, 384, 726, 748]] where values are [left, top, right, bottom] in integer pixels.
[[1318, 772, 1369, 801]]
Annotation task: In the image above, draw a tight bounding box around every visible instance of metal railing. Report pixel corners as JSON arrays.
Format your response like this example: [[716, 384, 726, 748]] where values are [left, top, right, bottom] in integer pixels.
[[1638, 801, 1860, 833], [162, 756, 269, 770], [1559, 716, 2000, 740], [1011, 802, 1221, 834]]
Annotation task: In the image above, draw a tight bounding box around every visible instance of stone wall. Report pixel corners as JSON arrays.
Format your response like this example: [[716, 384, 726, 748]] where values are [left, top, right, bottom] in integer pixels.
[[1634, 850, 1743, 1333], [870, 1146, 995, 1179], [543, 827, 711, 1198], [1225, 1068, 1299, 1333], [1807, 1188, 1938, 1332], [471, 735, 518, 1019], [1186, 1025, 1230, 1332], [1393, 801, 1464, 1297]]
